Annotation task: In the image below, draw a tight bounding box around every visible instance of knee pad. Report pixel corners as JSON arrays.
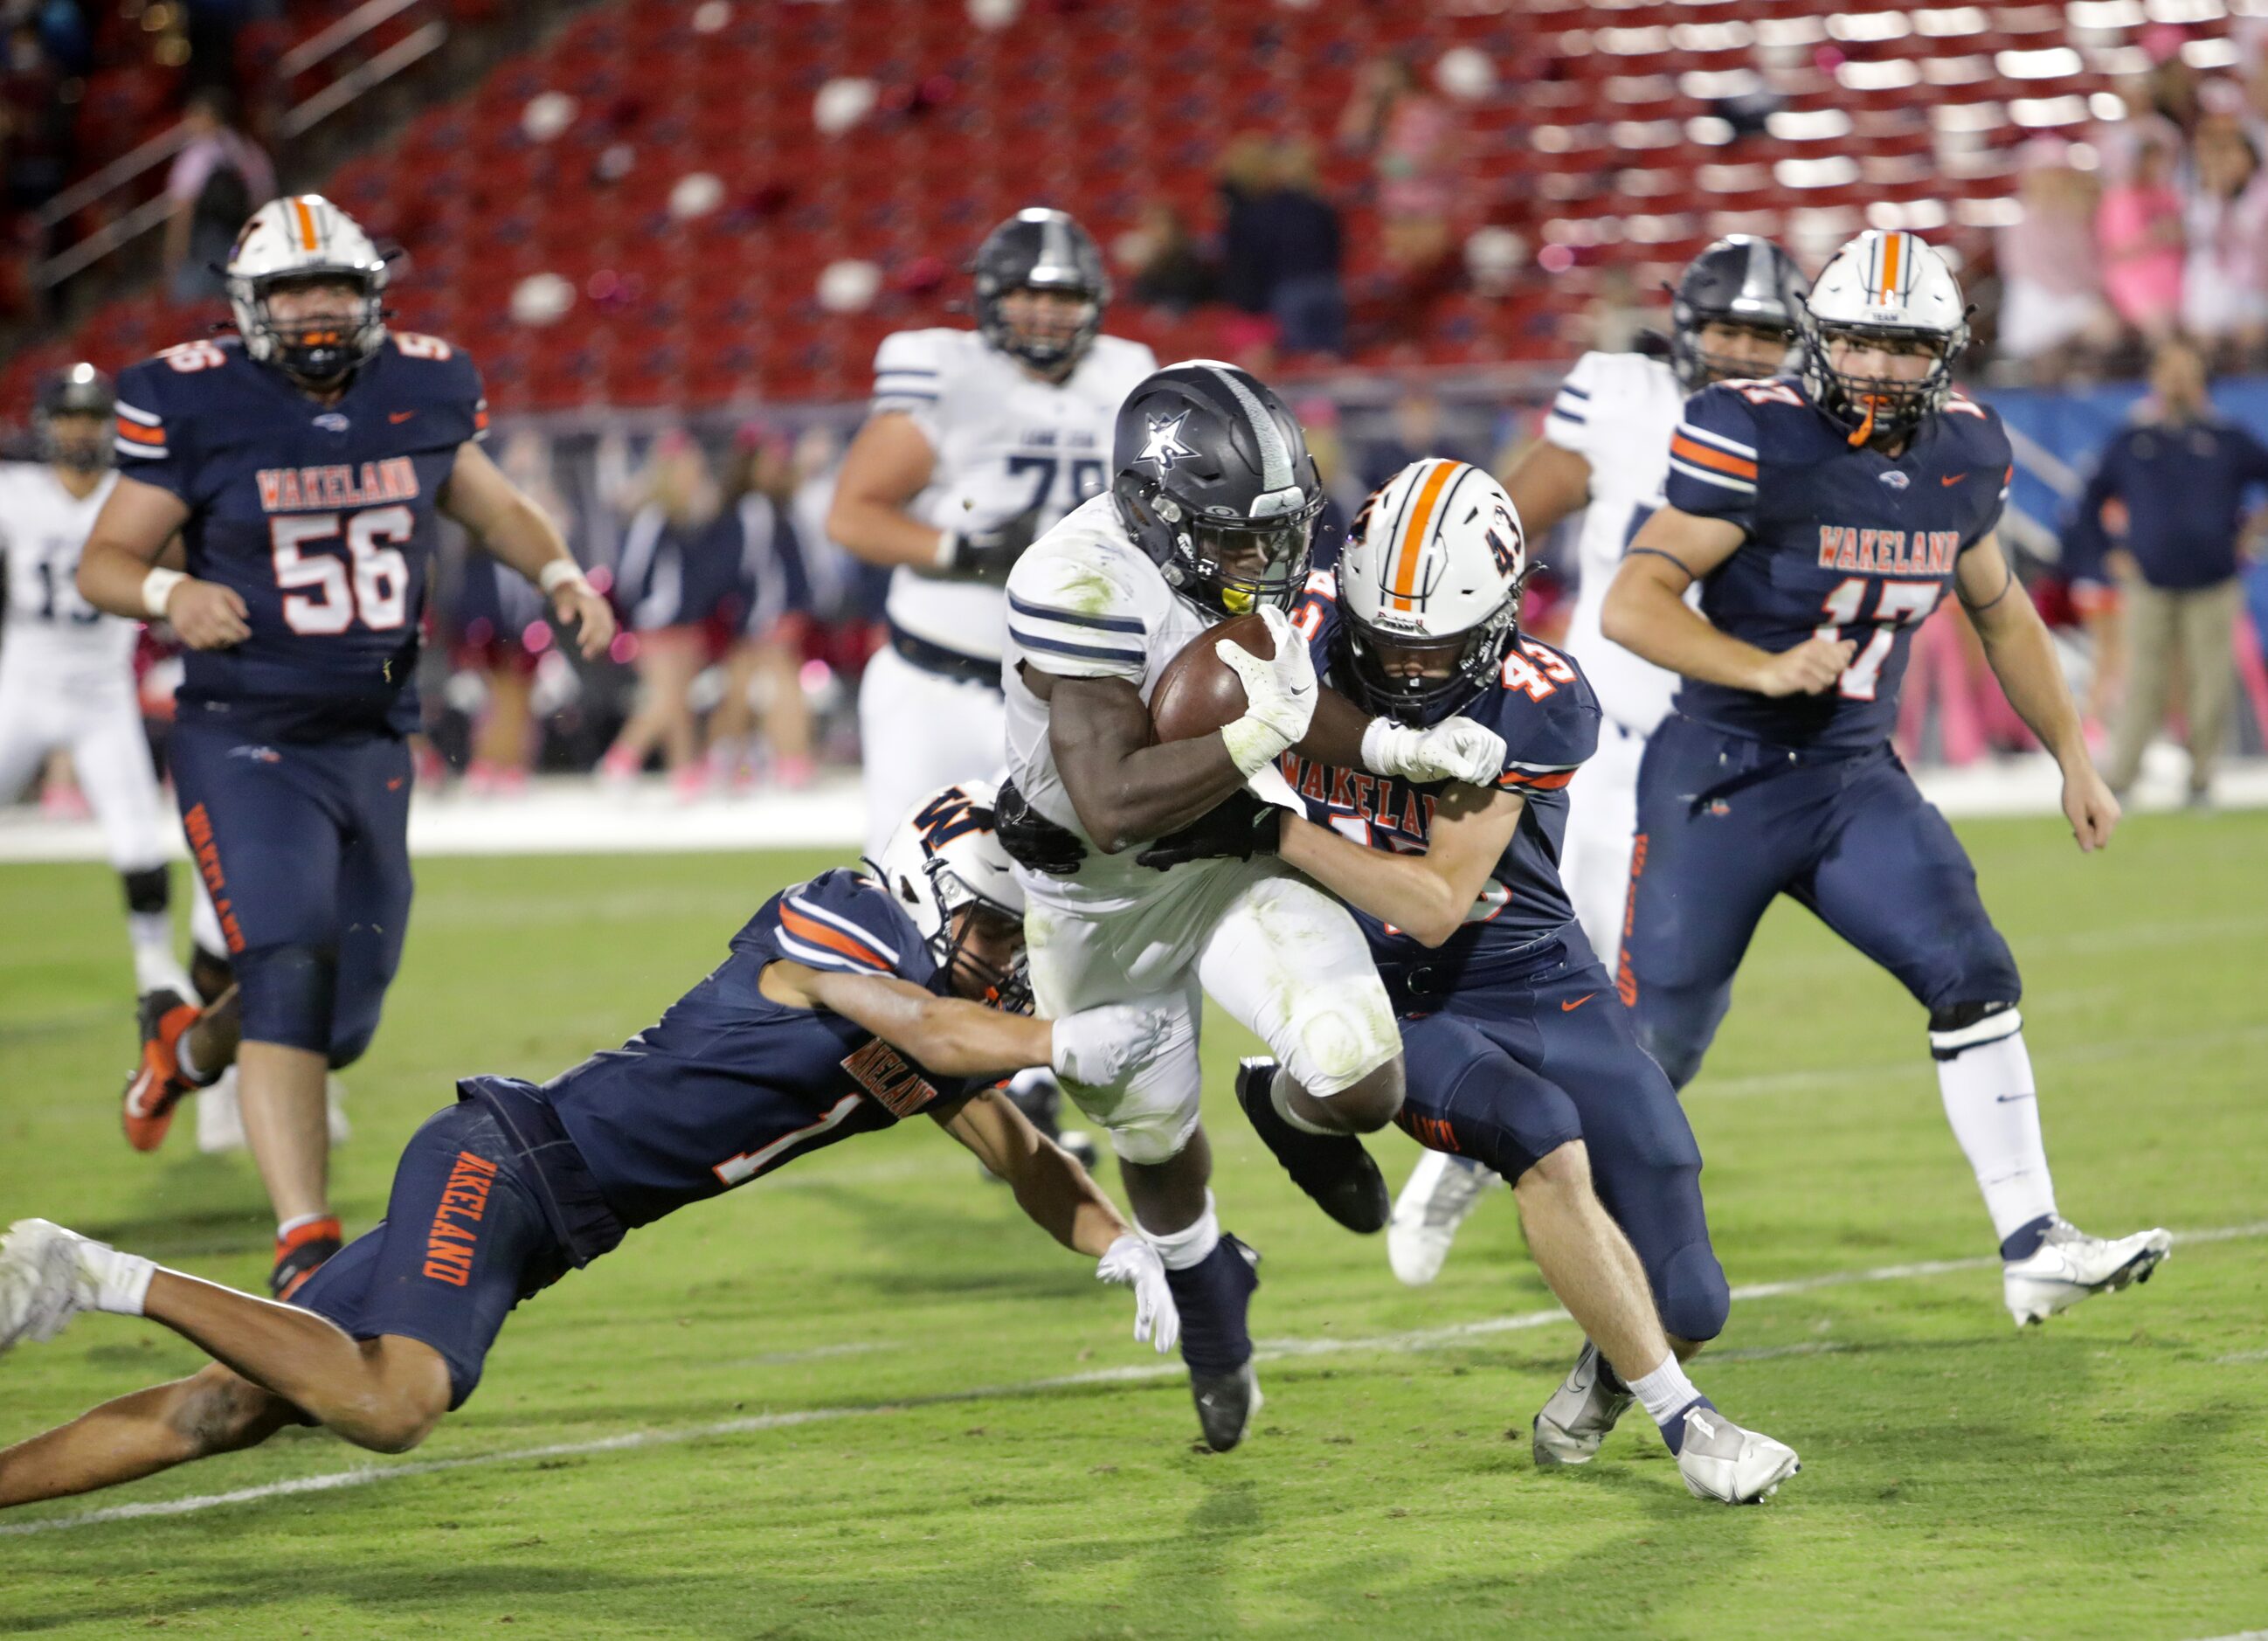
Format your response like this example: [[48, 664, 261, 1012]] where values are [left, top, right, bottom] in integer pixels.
[[1287, 977, 1400, 1099], [1103, 1101, 1204, 1168], [1656, 1239, 1731, 1345], [232, 944, 337, 1056], [121, 865, 171, 917], [1927, 998, 2023, 1062]]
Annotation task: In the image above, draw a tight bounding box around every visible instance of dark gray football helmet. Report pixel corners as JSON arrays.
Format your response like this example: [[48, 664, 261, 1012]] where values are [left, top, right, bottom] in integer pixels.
[[1670, 236, 1808, 390], [36, 363, 114, 473], [973, 208, 1109, 374]]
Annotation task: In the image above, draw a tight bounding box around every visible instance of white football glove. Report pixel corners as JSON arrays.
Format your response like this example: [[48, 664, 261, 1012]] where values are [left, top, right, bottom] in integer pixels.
[[1050, 1002, 1172, 1088], [1096, 1232, 1179, 1354], [1215, 603, 1318, 776], [1362, 714, 1507, 788]]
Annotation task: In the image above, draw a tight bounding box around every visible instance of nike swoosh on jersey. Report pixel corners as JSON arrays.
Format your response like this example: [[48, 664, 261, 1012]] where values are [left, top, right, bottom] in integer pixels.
[[1940, 472, 1967, 487], [1561, 993, 1597, 1013], [389, 411, 417, 424]]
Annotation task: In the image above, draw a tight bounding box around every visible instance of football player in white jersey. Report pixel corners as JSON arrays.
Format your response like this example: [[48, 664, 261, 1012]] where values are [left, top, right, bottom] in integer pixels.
[[1385, 238, 1808, 1287], [828, 208, 1158, 859], [0, 366, 193, 1010], [993, 360, 1510, 1450]]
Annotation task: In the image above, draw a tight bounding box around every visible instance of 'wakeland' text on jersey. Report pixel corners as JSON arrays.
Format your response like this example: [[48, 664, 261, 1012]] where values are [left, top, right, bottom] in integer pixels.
[[1661, 374, 2012, 751]]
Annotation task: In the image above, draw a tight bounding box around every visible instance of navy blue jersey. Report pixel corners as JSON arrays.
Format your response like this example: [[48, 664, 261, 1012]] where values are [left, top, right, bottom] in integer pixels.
[[1282, 571, 1601, 966], [1662, 375, 2011, 751], [114, 332, 487, 739], [514, 868, 980, 1230]]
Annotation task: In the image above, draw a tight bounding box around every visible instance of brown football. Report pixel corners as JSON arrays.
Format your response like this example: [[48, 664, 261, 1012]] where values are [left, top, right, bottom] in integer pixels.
[[1149, 612, 1274, 744]]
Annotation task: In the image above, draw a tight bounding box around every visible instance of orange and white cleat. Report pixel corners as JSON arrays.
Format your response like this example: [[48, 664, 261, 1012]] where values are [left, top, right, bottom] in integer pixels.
[[121, 989, 211, 1153], [270, 1216, 343, 1301]]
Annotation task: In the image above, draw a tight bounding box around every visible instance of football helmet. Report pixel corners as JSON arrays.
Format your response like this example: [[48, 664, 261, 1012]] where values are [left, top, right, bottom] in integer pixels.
[[1333, 459, 1527, 727], [1111, 359, 1325, 621], [867, 779, 1032, 1012], [1800, 229, 1970, 445], [225, 195, 389, 384], [973, 208, 1109, 374], [1670, 235, 1808, 391], [35, 363, 114, 472]]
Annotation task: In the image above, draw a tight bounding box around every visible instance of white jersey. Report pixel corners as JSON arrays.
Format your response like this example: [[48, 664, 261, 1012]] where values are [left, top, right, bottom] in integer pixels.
[[1541, 350, 1687, 735], [0, 462, 133, 684], [1003, 492, 1220, 907], [872, 328, 1156, 663]]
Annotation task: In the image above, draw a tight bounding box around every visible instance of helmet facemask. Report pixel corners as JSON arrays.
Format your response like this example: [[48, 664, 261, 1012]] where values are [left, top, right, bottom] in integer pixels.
[[1800, 315, 1961, 447], [1675, 316, 1800, 391], [37, 365, 113, 473], [1339, 586, 1522, 728], [927, 862, 1033, 1014], [986, 284, 1101, 375], [1117, 473, 1321, 622], [234, 269, 386, 386]]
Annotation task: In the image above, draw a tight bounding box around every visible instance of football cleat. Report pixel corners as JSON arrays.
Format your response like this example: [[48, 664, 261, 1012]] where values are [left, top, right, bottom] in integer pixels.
[[1234, 1058, 1389, 1234], [2003, 1219, 2172, 1326], [1387, 1150, 1501, 1285], [1189, 1361, 1264, 1453], [0, 1219, 95, 1354], [121, 988, 211, 1153], [270, 1217, 343, 1302], [1532, 1340, 1635, 1468], [1675, 1406, 1801, 1505]]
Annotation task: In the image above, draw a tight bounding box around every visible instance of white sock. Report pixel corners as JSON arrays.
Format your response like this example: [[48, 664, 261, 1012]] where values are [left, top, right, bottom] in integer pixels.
[[128, 913, 186, 995], [78, 1239, 156, 1316], [1932, 1021, 2057, 1246], [1269, 1070, 1335, 1137], [1144, 1191, 1221, 1271], [1627, 1353, 1704, 1434], [277, 1212, 332, 1242]]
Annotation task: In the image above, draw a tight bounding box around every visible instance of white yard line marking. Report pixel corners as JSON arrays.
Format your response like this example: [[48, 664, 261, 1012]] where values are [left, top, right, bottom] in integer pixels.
[[3, 1220, 2260, 1538]]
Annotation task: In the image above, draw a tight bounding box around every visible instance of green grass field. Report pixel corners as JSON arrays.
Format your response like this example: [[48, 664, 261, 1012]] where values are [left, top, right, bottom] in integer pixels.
[[2, 811, 2265, 1638]]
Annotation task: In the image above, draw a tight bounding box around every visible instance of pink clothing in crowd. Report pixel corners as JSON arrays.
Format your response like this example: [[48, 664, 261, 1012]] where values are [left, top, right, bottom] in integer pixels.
[[2098, 182, 2186, 330]]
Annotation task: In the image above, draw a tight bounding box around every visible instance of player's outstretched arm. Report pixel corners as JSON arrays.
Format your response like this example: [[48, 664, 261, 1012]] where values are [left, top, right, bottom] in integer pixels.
[[78, 476, 249, 648], [1502, 436, 1596, 545], [1607, 507, 1854, 696], [1278, 784, 1528, 948], [1957, 532, 2119, 852], [440, 440, 616, 660], [792, 965, 1169, 1085]]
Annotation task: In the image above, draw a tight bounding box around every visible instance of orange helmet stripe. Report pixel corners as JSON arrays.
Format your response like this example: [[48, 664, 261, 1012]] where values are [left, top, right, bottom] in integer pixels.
[[1877, 231, 1902, 304], [292, 196, 319, 252], [1387, 459, 1457, 611]]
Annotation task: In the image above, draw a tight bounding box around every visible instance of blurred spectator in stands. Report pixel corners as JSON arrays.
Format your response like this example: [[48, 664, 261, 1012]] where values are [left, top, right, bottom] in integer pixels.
[[2071, 338, 2268, 806], [1253, 139, 1345, 356], [1126, 202, 1214, 315], [1216, 132, 1275, 317], [164, 88, 274, 304], [2097, 121, 2187, 348], [1338, 54, 1460, 287], [1, 20, 67, 214], [2182, 115, 2268, 370], [600, 432, 738, 799], [1292, 396, 1364, 567], [1998, 139, 2119, 378], [1355, 385, 1483, 491], [708, 426, 817, 793], [450, 431, 572, 798]]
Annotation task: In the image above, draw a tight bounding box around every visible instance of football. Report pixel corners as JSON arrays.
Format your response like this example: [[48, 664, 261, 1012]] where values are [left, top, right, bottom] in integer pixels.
[[1149, 612, 1273, 743]]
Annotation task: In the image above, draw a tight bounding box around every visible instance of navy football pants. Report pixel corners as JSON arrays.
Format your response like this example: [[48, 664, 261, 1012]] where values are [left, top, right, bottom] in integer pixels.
[[1622, 714, 2023, 1091], [1386, 931, 1729, 1345], [170, 716, 413, 1066]]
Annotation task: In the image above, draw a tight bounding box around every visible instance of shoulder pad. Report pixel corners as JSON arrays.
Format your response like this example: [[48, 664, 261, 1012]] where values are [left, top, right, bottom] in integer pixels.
[[1484, 637, 1601, 789], [772, 869, 919, 978]]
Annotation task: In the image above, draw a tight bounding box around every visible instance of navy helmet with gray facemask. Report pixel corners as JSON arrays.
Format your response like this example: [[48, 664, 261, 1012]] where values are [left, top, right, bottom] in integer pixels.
[[36, 363, 114, 473], [1110, 359, 1326, 622], [1670, 235, 1809, 391], [972, 208, 1110, 376]]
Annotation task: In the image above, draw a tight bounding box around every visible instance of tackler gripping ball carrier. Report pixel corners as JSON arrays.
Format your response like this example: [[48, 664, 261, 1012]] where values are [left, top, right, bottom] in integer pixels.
[[1148, 612, 1276, 744], [1110, 360, 1325, 622]]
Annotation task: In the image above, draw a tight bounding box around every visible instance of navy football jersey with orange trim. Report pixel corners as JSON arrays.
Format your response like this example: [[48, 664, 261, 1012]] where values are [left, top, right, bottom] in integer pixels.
[[1662, 375, 2012, 751], [510, 868, 981, 1230], [1283, 572, 1601, 966], [114, 332, 487, 738]]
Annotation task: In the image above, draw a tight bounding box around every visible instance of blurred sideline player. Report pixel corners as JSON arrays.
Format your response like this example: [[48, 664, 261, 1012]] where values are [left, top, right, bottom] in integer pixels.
[[77, 195, 616, 1299], [1606, 230, 2168, 1326], [1389, 237, 1809, 1287], [0, 365, 193, 1009], [1144, 461, 1798, 1503], [0, 783, 1179, 1502], [992, 361, 1508, 1449]]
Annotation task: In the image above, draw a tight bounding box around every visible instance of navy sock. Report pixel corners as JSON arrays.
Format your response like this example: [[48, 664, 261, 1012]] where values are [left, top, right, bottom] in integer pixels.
[[2000, 1213, 2055, 1263], [1661, 1394, 1718, 1457], [1163, 1236, 1259, 1374]]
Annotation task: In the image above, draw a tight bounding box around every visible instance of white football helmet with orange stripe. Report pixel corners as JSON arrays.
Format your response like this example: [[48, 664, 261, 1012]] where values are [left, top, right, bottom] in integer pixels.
[[1800, 229, 1970, 443], [1335, 458, 1527, 726], [225, 194, 390, 384], [867, 779, 1032, 1009]]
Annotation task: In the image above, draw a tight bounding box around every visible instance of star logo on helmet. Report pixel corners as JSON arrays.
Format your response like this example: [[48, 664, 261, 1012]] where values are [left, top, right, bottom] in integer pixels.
[[1137, 411, 1198, 474]]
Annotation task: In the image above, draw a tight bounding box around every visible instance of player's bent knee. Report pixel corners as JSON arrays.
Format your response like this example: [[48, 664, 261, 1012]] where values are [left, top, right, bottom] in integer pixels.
[[1287, 979, 1401, 1105], [1635, 1018, 1705, 1092], [232, 943, 340, 1055], [1327, 1055, 1404, 1132], [1514, 1138, 1594, 1197], [1656, 1241, 1731, 1345], [327, 1027, 375, 1071]]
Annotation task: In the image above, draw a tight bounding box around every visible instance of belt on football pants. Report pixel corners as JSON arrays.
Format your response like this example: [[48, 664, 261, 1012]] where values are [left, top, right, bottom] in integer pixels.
[[888, 620, 1001, 691]]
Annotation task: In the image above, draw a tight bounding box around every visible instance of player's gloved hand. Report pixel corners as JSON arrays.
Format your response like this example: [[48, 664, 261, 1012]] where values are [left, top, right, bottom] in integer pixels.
[[1136, 789, 1287, 869], [1050, 1001, 1173, 1087], [1216, 603, 1317, 775], [163, 578, 252, 649], [937, 502, 1048, 585], [1362, 714, 1507, 787], [994, 779, 1086, 876], [1753, 635, 1855, 697], [1097, 1232, 1180, 1355]]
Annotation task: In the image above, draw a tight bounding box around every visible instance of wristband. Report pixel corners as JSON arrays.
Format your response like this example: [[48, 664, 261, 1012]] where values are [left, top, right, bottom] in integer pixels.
[[538, 558, 591, 596], [142, 567, 187, 620], [933, 530, 961, 571], [1359, 716, 1406, 777]]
